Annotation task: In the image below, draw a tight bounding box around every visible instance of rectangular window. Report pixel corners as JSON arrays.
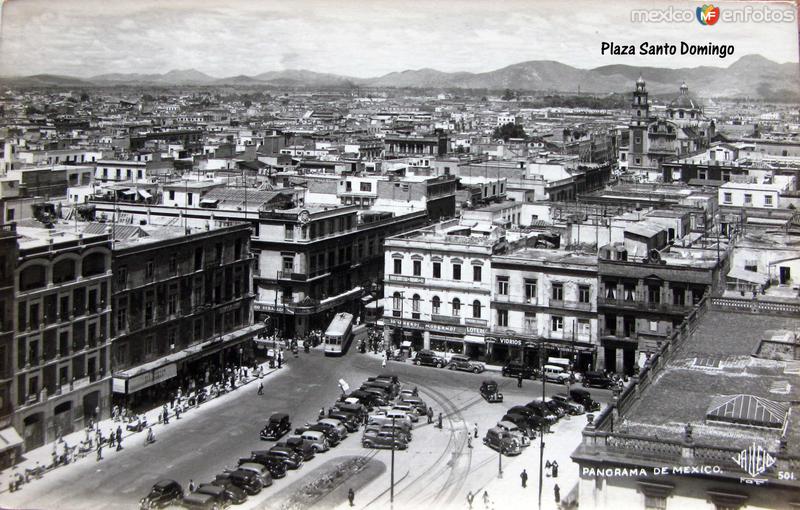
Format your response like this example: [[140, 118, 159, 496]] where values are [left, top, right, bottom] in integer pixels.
[[473, 265, 482, 282], [497, 277, 509, 295], [194, 248, 203, 271], [360, 182, 372, 192], [579, 285, 591, 303], [116, 306, 127, 331], [284, 225, 294, 240], [744, 193, 752, 205], [117, 267, 127, 288], [413, 260, 421, 276], [432, 262, 441, 279], [764, 195, 773, 206], [551, 315, 564, 331], [524, 313, 536, 333], [644, 495, 667, 510], [497, 309, 508, 327], [452, 264, 461, 280], [552, 283, 564, 301], [282, 256, 294, 273], [723, 192, 732, 204], [524, 279, 537, 302], [393, 259, 402, 275], [168, 255, 177, 274], [168, 293, 177, 315], [145, 260, 154, 279]]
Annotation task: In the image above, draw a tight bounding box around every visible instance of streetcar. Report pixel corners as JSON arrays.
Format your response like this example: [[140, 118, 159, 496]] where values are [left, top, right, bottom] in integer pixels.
[[323, 312, 354, 356]]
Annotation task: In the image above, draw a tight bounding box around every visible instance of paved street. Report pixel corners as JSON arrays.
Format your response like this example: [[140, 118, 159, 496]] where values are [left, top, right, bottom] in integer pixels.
[[4, 349, 611, 510]]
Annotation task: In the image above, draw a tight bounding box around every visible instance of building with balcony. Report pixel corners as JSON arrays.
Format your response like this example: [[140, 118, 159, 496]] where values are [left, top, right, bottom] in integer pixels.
[[108, 220, 255, 411], [597, 242, 727, 375], [382, 219, 518, 358], [572, 296, 800, 509], [256, 203, 428, 337], [489, 248, 598, 370], [11, 221, 113, 452], [0, 223, 21, 468], [384, 133, 449, 158]]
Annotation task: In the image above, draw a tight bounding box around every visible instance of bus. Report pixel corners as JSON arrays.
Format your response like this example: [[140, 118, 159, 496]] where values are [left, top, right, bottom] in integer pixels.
[[324, 312, 354, 356]]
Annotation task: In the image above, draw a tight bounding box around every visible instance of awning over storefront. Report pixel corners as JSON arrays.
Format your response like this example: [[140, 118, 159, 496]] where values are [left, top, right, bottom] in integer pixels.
[[0, 427, 23, 452], [464, 335, 486, 344], [121, 189, 136, 196], [138, 189, 153, 199]]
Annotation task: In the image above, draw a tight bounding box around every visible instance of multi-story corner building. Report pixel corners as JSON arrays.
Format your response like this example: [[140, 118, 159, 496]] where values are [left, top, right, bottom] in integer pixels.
[[12, 222, 113, 452], [489, 249, 599, 370], [572, 296, 800, 509], [256, 203, 429, 337], [597, 242, 727, 375], [0, 223, 20, 467], [382, 219, 511, 357], [109, 220, 256, 411]]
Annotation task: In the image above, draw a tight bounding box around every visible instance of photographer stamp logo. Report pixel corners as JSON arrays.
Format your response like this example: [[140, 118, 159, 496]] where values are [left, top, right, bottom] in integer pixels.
[[696, 4, 721, 25], [732, 443, 775, 484]]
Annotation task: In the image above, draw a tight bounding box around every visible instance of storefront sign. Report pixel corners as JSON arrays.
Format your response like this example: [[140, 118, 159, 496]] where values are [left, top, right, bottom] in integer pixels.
[[466, 326, 488, 335], [385, 317, 467, 335], [127, 363, 178, 394], [254, 302, 295, 314], [499, 337, 523, 346], [387, 274, 425, 284]]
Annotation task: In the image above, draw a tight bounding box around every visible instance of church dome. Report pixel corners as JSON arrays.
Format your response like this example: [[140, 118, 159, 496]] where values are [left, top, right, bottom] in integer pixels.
[[669, 82, 699, 110]]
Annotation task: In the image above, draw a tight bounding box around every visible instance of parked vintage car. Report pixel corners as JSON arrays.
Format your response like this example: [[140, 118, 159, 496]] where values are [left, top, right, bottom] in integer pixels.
[[496, 420, 532, 445], [260, 413, 292, 441], [364, 423, 412, 442], [294, 423, 341, 447], [480, 379, 503, 403], [265, 446, 304, 469], [214, 471, 262, 496], [277, 436, 316, 461], [140, 479, 184, 509], [523, 401, 559, 425], [542, 365, 571, 384], [501, 362, 538, 380], [235, 463, 273, 488], [570, 388, 601, 411], [327, 410, 361, 432], [448, 354, 485, 374], [413, 349, 447, 368], [240, 451, 287, 479], [296, 430, 331, 453], [483, 427, 522, 456], [551, 393, 585, 415], [399, 395, 428, 415], [390, 404, 419, 422], [500, 413, 536, 437], [181, 491, 223, 510], [362, 429, 408, 450], [581, 371, 614, 389], [196, 482, 246, 506]]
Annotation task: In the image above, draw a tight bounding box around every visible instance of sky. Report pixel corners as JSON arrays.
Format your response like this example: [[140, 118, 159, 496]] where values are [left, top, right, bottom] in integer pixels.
[[0, 0, 797, 78]]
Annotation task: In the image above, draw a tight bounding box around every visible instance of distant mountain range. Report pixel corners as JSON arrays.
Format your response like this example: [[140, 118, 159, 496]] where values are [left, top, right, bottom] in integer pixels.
[[1, 55, 797, 99]]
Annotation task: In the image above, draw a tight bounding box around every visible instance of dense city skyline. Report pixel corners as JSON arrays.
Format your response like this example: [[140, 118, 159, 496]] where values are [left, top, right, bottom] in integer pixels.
[[0, 0, 797, 78]]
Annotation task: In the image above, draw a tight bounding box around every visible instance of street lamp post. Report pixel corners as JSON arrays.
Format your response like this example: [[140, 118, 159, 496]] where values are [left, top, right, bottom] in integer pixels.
[[538, 337, 546, 510], [390, 415, 396, 503]]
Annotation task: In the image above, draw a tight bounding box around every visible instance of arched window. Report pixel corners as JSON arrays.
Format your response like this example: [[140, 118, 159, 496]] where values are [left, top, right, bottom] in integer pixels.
[[19, 264, 46, 291], [392, 292, 402, 310], [53, 259, 76, 284], [412, 294, 420, 312], [82, 252, 106, 277], [472, 300, 481, 318], [452, 298, 461, 316], [432, 296, 441, 315]]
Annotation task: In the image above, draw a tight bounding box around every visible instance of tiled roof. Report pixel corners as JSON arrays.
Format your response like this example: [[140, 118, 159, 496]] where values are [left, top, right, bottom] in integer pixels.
[[706, 394, 789, 429]]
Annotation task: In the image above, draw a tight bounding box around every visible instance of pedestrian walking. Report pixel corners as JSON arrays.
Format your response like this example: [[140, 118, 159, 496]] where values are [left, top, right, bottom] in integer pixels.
[[258, 382, 264, 395], [188, 479, 196, 493], [348, 487, 355, 507], [466, 491, 474, 509], [108, 429, 115, 448], [517, 373, 523, 388], [545, 460, 552, 477], [319, 407, 326, 420], [427, 407, 433, 424], [482, 490, 489, 507], [175, 406, 181, 420], [467, 435, 472, 448], [473, 423, 478, 438], [381, 356, 387, 368], [116, 426, 122, 444], [552, 460, 559, 478], [278, 352, 283, 369], [554, 484, 560, 503], [438, 412, 443, 429], [96, 443, 103, 462], [520, 469, 528, 488], [146, 427, 155, 445], [163, 405, 169, 425]]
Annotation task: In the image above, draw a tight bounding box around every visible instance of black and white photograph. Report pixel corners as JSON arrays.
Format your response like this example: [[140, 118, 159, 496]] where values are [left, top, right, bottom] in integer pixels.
[[0, 0, 798, 508]]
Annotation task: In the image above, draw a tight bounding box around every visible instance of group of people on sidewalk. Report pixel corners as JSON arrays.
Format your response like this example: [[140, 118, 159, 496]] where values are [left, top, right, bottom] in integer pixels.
[[5, 359, 276, 495]]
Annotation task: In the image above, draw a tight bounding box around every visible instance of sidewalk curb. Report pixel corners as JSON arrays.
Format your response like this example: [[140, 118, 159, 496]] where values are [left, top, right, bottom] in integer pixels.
[[0, 361, 287, 494]]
